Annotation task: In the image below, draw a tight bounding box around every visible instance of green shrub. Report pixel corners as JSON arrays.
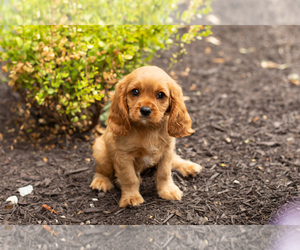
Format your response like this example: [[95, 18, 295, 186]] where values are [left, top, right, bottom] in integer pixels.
[[0, 0, 213, 25], [0, 25, 211, 133]]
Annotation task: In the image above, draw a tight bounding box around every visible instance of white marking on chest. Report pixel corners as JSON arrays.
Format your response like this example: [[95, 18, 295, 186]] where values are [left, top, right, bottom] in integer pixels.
[[142, 156, 154, 167], [149, 145, 158, 153]]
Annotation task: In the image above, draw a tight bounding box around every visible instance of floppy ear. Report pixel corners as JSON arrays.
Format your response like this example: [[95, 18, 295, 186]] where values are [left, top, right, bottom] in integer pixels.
[[107, 77, 131, 135], [168, 81, 194, 138]]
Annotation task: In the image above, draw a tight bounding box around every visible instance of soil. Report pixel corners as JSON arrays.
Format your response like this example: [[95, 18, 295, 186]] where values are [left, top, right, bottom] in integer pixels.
[[1, 26, 300, 226]]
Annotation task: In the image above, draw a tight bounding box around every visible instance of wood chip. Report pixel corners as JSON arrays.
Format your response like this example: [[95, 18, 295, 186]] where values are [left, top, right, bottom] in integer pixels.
[[206, 36, 221, 45], [64, 167, 89, 176], [256, 141, 281, 147]]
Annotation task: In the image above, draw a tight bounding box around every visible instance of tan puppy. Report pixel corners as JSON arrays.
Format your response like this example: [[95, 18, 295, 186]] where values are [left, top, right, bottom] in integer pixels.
[[91, 66, 202, 207]]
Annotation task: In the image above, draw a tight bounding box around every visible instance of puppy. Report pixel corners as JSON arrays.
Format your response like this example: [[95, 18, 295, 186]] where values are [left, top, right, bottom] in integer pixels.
[[90, 66, 202, 207]]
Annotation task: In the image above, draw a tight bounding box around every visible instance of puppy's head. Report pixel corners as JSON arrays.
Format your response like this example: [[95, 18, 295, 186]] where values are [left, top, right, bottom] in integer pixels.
[[107, 66, 194, 138]]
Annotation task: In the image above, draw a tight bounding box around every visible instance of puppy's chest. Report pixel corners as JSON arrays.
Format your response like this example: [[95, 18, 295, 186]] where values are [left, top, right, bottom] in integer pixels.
[[123, 130, 171, 168], [134, 145, 162, 168]]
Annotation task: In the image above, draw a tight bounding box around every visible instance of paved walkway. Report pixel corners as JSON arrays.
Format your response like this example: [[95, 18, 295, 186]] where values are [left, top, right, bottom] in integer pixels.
[[201, 0, 300, 25]]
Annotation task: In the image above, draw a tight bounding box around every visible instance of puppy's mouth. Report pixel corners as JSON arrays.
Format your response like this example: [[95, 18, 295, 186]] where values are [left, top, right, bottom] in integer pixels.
[[136, 114, 165, 127], [129, 106, 165, 126], [141, 119, 148, 125], [130, 114, 159, 126], [138, 114, 152, 125]]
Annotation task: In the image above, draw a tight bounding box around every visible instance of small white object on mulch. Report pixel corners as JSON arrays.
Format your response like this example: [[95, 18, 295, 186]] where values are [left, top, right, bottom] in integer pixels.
[[6, 195, 18, 204], [18, 185, 33, 196]]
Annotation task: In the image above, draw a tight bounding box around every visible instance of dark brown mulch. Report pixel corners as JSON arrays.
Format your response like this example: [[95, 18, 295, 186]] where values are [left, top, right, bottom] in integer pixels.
[[1, 26, 300, 225]]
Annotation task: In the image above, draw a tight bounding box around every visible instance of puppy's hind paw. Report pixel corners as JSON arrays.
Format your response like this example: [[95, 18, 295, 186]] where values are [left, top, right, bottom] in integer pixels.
[[90, 175, 114, 192], [181, 163, 202, 177]]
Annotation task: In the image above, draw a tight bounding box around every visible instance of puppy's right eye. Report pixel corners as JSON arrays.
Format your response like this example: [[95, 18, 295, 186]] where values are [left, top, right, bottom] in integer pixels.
[[157, 92, 165, 100], [131, 89, 139, 96]]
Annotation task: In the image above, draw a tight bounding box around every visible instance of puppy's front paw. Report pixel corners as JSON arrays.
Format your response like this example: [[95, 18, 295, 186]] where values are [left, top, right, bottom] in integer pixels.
[[90, 175, 114, 192], [158, 183, 183, 201], [180, 162, 202, 177], [119, 192, 144, 208]]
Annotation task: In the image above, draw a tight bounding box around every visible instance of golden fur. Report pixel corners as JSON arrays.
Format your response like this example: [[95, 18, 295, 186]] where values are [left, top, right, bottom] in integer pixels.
[[90, 66, 202, 207]]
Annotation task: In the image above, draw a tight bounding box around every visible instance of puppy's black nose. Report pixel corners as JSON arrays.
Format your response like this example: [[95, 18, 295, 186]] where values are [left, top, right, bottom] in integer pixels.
[[140, 106, 152, 116]]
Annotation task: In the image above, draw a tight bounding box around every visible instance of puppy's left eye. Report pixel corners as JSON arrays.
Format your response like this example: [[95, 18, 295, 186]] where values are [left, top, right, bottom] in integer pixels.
[[157, 92, 165, 99], [131, 89, 139, 96]]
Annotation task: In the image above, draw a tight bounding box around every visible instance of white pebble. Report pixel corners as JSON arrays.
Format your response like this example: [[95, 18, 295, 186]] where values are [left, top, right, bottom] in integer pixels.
[[6, 196, 18, 204], [18, 185, 33, 196]]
